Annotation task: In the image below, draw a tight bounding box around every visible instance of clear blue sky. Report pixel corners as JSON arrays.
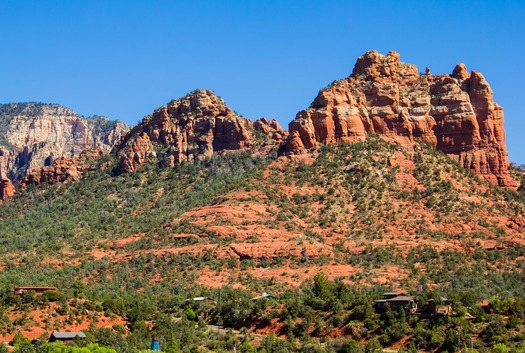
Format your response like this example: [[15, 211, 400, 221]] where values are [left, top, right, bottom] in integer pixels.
[[1, 1, 524, 163]]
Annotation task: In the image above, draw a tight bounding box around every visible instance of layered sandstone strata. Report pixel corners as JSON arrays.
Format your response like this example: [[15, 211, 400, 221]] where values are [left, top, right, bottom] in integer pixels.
[[114, 89, 285, 173], [0, 103, 128, 182], [286, 50, 515, 187]]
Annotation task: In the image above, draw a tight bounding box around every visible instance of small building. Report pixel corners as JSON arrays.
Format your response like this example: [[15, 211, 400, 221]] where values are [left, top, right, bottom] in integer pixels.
[[481, 299, 494, 314], [251, 292, 278, 301], [185, 297, 214, 303], [436, 304, 453, 315], [418, 298, 453, 317], [375, 293, 418, 313], [48, 332, 87, 343], [14, 286, 57, 295]]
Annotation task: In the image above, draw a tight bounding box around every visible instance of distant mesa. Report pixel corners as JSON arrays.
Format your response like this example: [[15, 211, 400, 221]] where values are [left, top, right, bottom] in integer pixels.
[[0, 102, 129, 183]]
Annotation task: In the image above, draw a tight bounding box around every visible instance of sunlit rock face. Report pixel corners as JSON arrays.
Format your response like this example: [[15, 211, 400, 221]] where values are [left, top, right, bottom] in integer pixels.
[[113, 89, 285, 174], [286, 51, 515, 187]]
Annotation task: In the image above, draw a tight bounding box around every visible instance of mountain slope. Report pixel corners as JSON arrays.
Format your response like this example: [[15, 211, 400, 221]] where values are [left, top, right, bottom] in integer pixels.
[[0, 51, 525, 351], [1, 118, 525, 352], [1, 135, 524, 292]]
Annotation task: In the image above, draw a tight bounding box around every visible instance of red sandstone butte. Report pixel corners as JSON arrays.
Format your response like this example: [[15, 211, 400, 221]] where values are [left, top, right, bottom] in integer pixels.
[[113, 89, 284, 173], [285, 50, 516, 187]]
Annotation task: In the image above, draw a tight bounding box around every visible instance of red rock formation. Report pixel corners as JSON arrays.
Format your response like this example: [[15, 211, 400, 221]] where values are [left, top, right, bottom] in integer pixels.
[[114, 90, 283, 173], [18, 149, 105, 188], [229, 241, 331, 261], [286, 50, 516, 187], [254, 118, 287, 142], [253, 118, 288, 156], [0, 172, 15, 201], [6, 92, 288, 187]]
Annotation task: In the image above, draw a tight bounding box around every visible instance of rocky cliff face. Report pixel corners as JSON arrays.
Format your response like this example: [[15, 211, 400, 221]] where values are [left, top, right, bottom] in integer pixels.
[[1, 52, 515, 190], [286, 50, 515, 187], [18, 148, 107, 189], [0, 103, 129, 182], [114, 89, 285, 173]]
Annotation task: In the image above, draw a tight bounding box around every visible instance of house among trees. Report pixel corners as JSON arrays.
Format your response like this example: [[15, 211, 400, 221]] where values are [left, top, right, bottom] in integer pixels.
[[14, 286, 57, 295], [375, 292, 418, 313], [48, 331, 87, 342], [481, 299, 494, 314], [417, 297, 453, 317], [375, 292, 454, 317]]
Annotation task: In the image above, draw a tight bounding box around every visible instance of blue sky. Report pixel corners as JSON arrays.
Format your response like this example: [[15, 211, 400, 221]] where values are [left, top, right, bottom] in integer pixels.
[[1, 1, 524, 163]]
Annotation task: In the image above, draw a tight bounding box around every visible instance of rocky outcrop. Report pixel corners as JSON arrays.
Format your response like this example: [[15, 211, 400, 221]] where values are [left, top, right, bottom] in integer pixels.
[[114, 90, 284, 173], [254, 118, 287, 141], [229, 241, 331, 261], [0, 103, 129, 181], [253, 117, 288, 157], [0, 172, 15, 201], [18, 148, 106, 189], [285, 50, 515, 187]]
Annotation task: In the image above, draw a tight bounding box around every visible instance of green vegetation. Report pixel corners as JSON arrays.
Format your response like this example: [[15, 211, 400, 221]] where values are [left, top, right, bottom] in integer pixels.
[[12, 342, 117, 353], [3, 274, 525, 353], [87, 116, 121, 134], [1, 135, 525, 352]]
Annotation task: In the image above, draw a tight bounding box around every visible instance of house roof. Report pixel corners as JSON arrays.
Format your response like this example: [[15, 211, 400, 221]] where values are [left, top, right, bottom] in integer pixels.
[[376, 295, 416, 303], [50, 332, 87, 339], [428, 297, 451, 303], [386, 295, 416, 302], [383, 292, 403, 296], [252, 292, 277, 300], [185, 297, 214, 302]]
